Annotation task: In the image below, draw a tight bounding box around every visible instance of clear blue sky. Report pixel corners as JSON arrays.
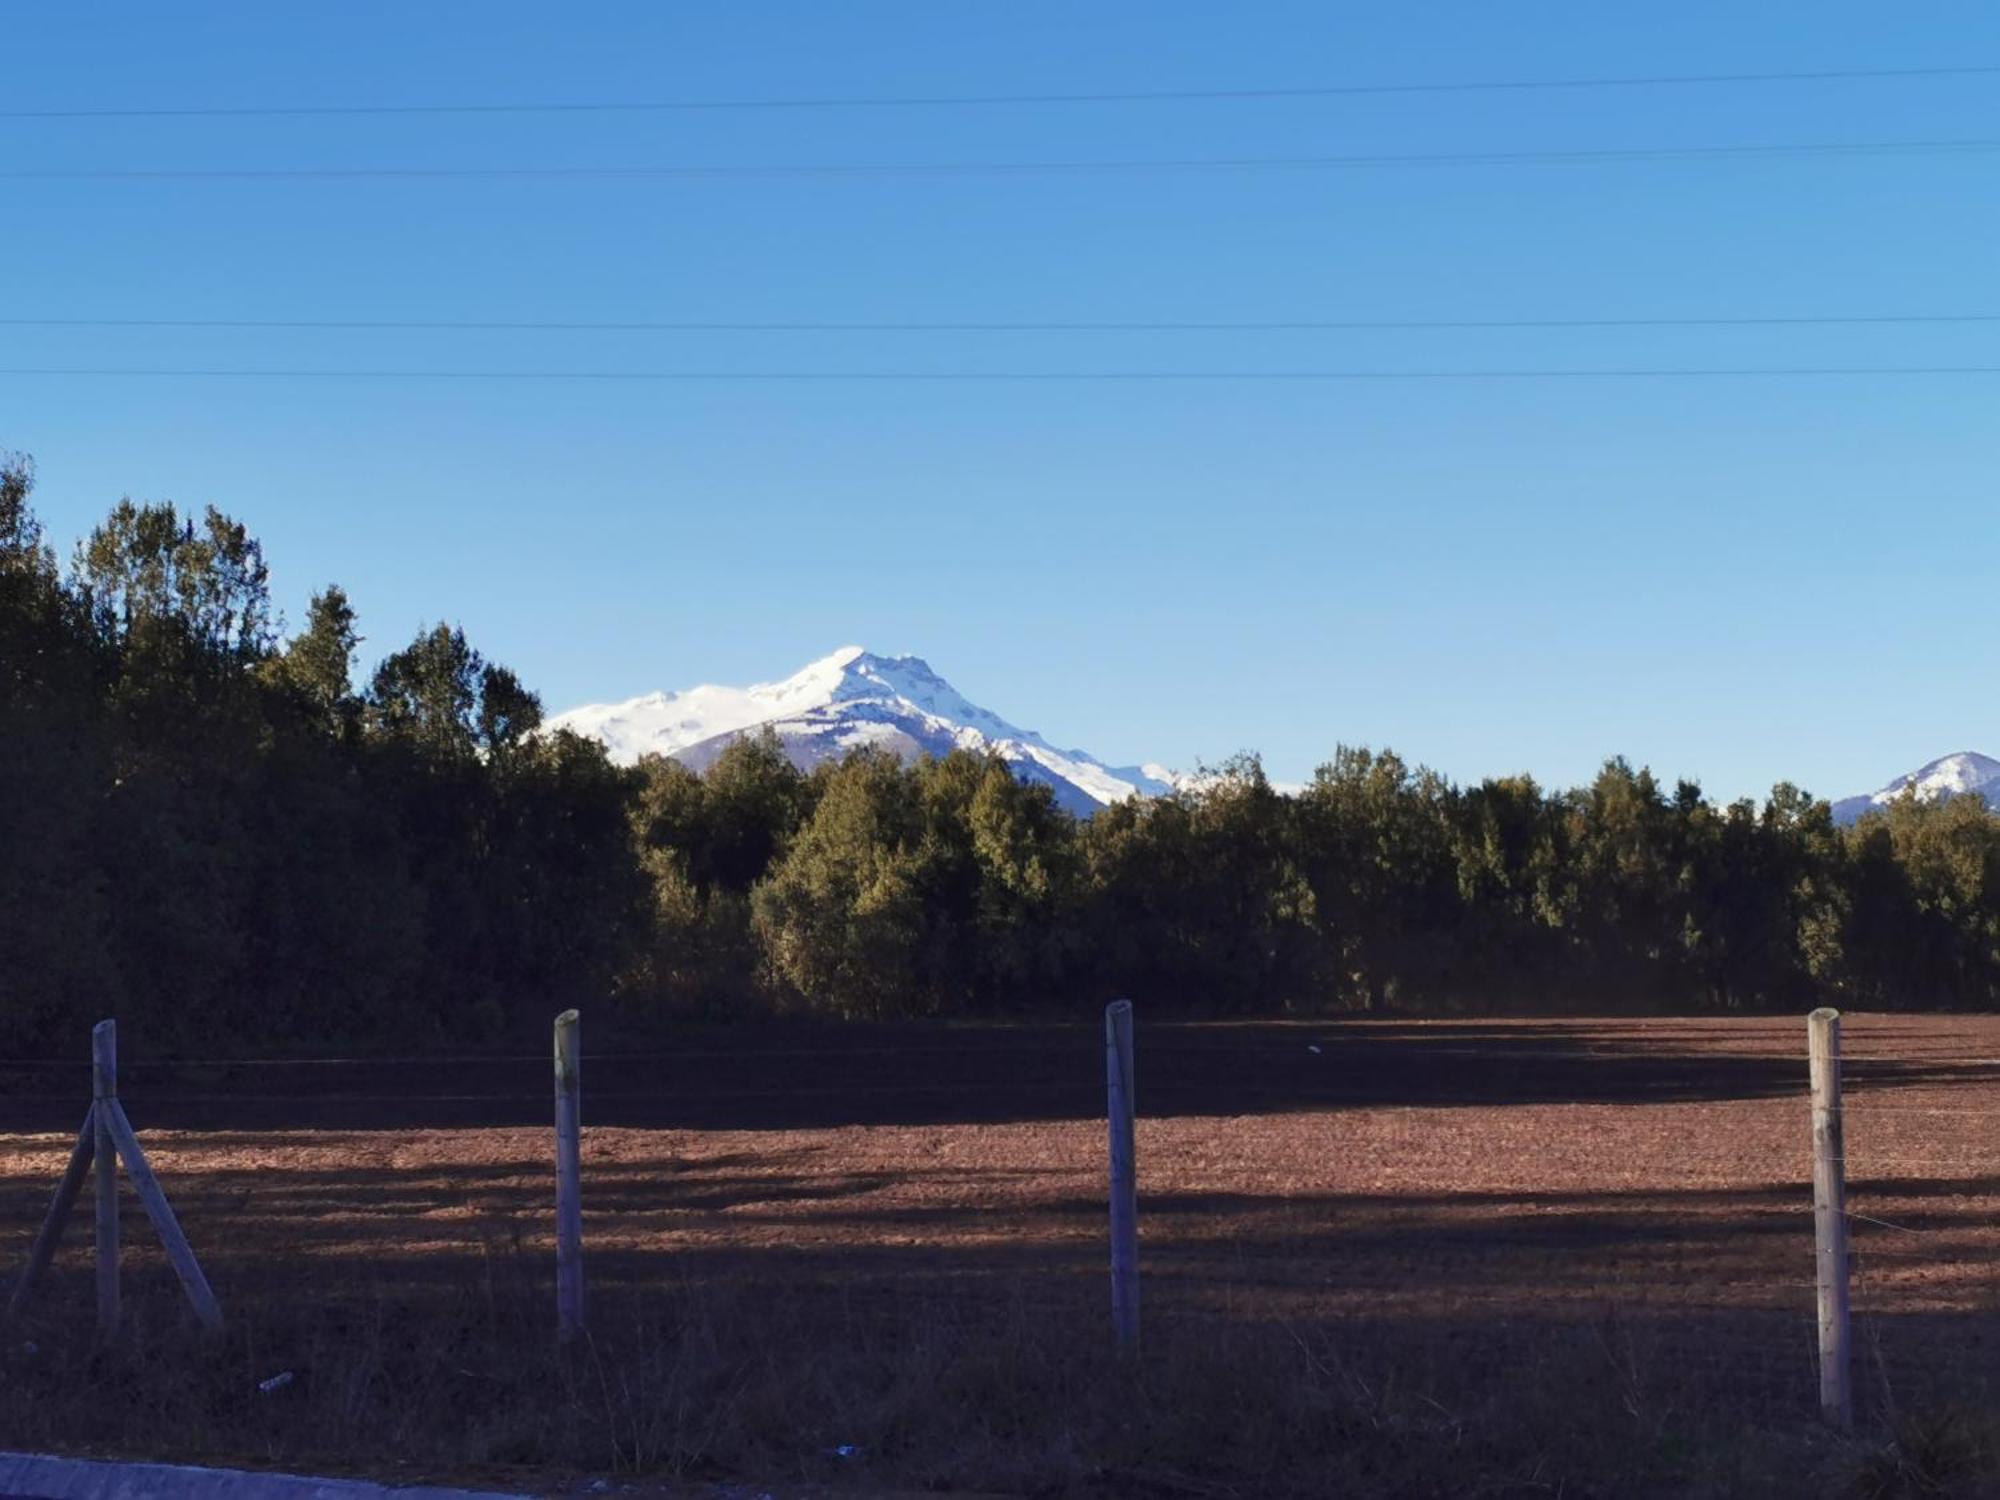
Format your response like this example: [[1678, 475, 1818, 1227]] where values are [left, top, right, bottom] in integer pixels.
[[6, 2, 1997, 803]]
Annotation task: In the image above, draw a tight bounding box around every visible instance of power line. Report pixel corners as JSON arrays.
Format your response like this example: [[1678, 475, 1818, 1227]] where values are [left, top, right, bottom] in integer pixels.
[[6, 365, 2000, 381], [6, 313, 2000, 333], [7, 63, 2000, 119], [8, 138, 2000, 182]]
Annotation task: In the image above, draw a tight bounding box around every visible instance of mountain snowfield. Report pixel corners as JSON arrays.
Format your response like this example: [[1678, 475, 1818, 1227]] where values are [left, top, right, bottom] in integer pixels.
[[551, 648, 1993, 823], [1831, 751, 2000, 826], [547, 646, 1177, 816]]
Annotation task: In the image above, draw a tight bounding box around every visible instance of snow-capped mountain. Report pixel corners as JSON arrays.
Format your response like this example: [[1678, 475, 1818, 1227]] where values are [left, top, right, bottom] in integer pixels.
[[1831, 752, 2000, 826], [547, 646, 1176, 816]]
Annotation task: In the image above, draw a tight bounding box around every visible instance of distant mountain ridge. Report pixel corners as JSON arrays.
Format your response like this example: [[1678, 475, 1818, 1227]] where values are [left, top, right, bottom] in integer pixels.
[[554, 658, 1995, 826], [547, 646, 1176, 816], [1831, 751, 2000, 826]]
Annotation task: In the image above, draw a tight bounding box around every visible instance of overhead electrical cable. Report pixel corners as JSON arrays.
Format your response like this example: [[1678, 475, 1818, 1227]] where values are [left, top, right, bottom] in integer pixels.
[[6, 63, 2000, 118], [7, 365, 2000, 381], [9, 138, 2000, 181], [6, 313, 2000, 332]]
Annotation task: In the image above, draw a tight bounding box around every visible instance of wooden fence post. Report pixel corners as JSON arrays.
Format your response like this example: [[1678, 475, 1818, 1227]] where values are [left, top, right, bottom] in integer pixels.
[[100, 1102, 224, 1332], [554, 1009, 585, 1345], [1105, 999, 1138, 1352], [4, 1110, 95, 1322], [92, 1020, 119, 1342], [1809, 1006, 1852, 1429], [6, 1019, 221, 1335]]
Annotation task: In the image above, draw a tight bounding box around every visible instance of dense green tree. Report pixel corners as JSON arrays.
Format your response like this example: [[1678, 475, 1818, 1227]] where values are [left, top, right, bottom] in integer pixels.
[[1679, 785, 1846, 1009], [478, 663, 542, 753], [265, 585, 361, 733], [0, 453, 52, 579], [639, 731, 815, 894], [1555, 759, 1694, 1001], [620, 734, 814, 1016], [368, 623, 484, 756], [957, 752, 1082, 1001], [1295, 748, 1460, 1010], [1845, 794, 2000, 1008], [1083, 755, 1311, 1014], [0, 454, 648, 1051], [73, 499, 273, 659], [1448, 774, 1571, 1004], [0, 456, 119, 1046], [7, 446, 2000, 1048], [751, 749, 935, 1018], [745, 748, 1079, 1018]]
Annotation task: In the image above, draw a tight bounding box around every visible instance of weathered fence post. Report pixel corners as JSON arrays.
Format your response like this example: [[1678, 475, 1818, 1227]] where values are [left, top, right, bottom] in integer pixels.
[[7, 1020, 222, 1335], [1105, 999, 1138, 1352], [4, 1111, 95, 1322], [554, 1009, 585, 1345], [92, 1020, 119, 1342], [1809, 1006, 1852, 1428], [102, 1099, 225, 1333]]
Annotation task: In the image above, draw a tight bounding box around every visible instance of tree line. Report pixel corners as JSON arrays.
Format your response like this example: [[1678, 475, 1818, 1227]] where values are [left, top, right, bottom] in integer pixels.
[[3, 453, 1996, 1052]]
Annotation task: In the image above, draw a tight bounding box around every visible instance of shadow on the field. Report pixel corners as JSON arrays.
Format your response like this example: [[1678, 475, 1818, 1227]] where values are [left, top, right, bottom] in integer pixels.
[[6, 1019, 1977, 1133], [4, 1203, 1994, 1464], [11, 1267, 2000, 1497], [3, 1017, 1996, 1135], [9, 1145, 2000, 1455], [10, 1132, 1999, 1318]]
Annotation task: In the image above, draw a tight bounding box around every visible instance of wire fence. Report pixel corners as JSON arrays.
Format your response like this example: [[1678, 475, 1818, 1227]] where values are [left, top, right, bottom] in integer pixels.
[[4, 1009, 1997, 1425]]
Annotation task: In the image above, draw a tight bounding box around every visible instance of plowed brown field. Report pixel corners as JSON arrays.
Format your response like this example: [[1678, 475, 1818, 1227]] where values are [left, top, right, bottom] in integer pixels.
[[4, 1013, 1999, 1492]]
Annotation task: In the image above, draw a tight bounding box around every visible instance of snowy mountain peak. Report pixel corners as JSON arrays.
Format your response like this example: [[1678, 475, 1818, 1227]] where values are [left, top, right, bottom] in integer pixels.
[[1832, 751, 2000, 825], [548, 648, 1174, 816]]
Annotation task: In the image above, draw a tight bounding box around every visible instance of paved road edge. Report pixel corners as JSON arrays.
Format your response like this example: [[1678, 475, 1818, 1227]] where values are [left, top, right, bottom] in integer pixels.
[[0, 1451, 528, 1500]]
